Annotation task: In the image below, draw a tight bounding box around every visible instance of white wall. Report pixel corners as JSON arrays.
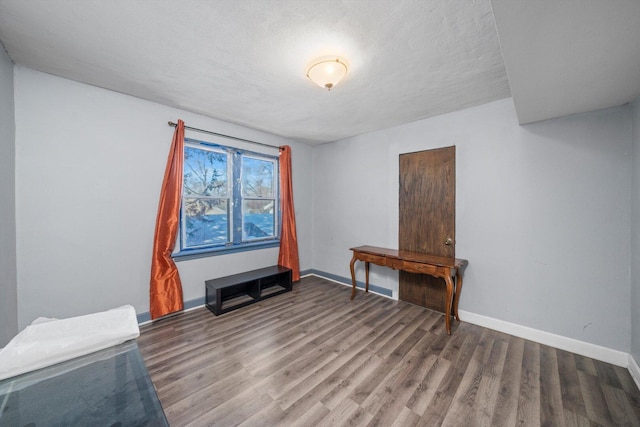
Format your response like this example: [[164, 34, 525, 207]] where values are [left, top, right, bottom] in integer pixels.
[[14, 67, 312, 329], [313, 98, 632, 352], [632, 96, 640, 362], [0, 47, 17, 346]]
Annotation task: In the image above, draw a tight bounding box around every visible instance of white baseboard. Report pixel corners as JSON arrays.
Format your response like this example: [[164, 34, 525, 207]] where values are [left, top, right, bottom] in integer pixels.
[[459, 310, 629, 368], [308, 274, 635, 371], [629, 354, 640, 390], [134, 273, 640, 384]]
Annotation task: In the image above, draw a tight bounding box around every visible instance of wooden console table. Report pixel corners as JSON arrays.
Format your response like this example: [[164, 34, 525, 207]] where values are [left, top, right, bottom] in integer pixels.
[[349, 245, 468, 335]]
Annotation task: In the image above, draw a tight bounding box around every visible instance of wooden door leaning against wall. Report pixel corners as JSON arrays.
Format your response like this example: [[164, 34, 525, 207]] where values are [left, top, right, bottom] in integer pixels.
[[399, 146, 456, 313]]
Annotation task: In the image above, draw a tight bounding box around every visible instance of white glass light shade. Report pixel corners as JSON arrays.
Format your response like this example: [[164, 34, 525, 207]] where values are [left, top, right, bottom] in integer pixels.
[[305, 56, 349, 90]]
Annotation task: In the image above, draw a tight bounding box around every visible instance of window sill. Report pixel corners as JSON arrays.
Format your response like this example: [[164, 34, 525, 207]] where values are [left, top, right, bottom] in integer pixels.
[[172, 240, 280, 262]]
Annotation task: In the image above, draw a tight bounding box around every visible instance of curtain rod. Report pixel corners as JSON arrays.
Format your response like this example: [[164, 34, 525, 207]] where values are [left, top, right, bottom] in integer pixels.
[[168, 121, 281, 150]]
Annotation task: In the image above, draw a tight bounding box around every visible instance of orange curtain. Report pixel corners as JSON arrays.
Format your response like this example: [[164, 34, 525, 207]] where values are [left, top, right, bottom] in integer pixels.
[[278, 145, 300, 281], [149, 120, 185, 319]]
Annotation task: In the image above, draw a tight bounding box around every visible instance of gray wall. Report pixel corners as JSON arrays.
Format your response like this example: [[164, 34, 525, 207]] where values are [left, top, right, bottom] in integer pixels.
[[313, 98, 632, 352], [632, 96, 640, 362], [0, 45, 18, 347], [13, 67, 313, 328], [7, 63, 638, 361], [0, 47, 17, 347]]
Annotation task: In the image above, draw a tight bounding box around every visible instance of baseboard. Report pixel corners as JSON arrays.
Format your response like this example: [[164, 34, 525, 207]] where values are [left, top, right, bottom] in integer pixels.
[[308, 269, 394, 299], [309, 272, 626, 367], [137, 297, 205, 325], [136, 272, 632, 371], [459, 310, 629, 368], [629, 354, 640, 390]]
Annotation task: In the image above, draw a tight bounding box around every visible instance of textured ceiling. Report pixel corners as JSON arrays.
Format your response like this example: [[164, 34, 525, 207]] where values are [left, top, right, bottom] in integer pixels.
[[0, 1, 638, 145], [0, 0, 510, 145], [492, 0, 640, 125]]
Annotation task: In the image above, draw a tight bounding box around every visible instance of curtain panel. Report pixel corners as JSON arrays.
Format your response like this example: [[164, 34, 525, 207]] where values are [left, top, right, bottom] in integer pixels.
[[149, 120, 185, 319], [278, 145, 300, 281]]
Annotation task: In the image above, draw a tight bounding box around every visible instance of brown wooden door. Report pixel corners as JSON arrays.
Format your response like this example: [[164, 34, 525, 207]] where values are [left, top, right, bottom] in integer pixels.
[[399, 146, 455, 312]]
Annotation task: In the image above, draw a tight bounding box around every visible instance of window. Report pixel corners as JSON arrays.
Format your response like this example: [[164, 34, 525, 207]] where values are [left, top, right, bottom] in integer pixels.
[[241, 155, 277, 240], [178, 138, 279, 256]]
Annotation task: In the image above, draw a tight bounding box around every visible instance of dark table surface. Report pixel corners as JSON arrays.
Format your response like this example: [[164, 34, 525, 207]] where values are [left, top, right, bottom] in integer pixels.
[[0, 340, 168, 426]]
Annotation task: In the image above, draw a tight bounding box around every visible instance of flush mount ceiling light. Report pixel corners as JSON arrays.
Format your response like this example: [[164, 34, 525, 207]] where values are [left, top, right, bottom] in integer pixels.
[[305, 56, 349, 90]]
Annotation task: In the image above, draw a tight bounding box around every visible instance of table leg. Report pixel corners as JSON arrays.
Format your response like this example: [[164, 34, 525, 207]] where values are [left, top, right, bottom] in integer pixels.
[[453, 270, 463, 321], [444, 274, 454, 335], [350, 255, 357, 300], [365, 261, 370, 293]]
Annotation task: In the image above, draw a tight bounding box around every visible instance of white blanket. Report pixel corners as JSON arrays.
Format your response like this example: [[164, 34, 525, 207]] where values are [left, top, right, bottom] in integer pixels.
[[0, 305, 140, 381]]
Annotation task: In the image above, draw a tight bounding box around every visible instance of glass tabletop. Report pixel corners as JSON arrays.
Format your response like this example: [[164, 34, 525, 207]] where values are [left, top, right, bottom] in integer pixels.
[[0, 340, 168, 426]]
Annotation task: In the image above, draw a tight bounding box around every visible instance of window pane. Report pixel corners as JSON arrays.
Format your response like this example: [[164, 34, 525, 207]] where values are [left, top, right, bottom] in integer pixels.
[[184, 146, 228, 197], [243, 200, 275, 240], [184, 198, 229, 247], [242, 157, 274, 198], [179, 141, 280, 254]]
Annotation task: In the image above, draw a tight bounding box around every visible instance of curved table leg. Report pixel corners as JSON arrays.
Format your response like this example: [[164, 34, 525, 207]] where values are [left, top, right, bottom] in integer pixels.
[[365, 261, 370, 293], [444, 274, 454, 335], [350, 255, 357, 300], [453, 270, 463, 321]]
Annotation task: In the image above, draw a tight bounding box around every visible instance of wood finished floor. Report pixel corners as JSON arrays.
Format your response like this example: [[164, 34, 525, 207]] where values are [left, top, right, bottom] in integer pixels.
[[138, 276, 640, 426]]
